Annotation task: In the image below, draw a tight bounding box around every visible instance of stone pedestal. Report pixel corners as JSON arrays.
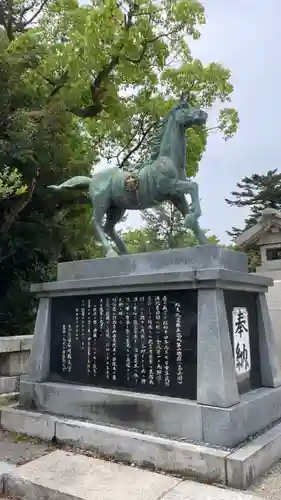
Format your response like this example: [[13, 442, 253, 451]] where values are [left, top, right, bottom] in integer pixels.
[[21, 246, 281, 447]]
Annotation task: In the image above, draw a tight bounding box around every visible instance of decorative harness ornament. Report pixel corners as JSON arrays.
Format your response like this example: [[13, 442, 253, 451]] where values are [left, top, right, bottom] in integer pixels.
[[124, 174, 140, 192]]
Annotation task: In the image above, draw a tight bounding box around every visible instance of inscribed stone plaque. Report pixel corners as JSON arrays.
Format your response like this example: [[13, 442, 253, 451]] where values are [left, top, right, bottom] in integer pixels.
[[49, 290, 197, 399], [232, 307, 251, 376], [224, 290, 261, 394]]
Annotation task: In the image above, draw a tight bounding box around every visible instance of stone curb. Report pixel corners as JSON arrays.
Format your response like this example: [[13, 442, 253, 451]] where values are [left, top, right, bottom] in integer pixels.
[[0, 461, 16, 494], [3, 450, 262, 500], [226, 420, 281, 488], [0, 376, 19, 395], [2, 405, 281, 489]]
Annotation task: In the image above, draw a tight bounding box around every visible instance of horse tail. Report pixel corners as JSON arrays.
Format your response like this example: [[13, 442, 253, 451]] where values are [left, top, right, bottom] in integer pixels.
[[47, 176, 91, 191]]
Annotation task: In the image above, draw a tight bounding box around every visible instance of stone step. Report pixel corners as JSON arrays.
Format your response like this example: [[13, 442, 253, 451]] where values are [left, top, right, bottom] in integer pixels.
[[3, 450, 262, 500], [0, 405, 229, 485], [2, 405, 281, 490]]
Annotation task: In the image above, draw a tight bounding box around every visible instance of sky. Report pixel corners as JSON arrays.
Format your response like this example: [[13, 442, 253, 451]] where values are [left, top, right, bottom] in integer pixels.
[[192, 0, 281, 242], [97, 0, 281, 243]]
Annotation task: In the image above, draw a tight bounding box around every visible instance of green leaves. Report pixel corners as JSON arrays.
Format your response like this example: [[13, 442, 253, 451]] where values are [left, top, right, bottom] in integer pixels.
[[186, 127, 207, 177], [0, 166, 27, 200], [6, 0, 239, 176], [0, 30, 97, 335], [218, 108, 239, 140]]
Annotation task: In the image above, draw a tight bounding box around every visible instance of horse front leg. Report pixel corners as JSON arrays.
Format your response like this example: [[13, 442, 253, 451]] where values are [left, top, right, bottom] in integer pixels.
[[171, 195, 209, 245], [174, 180, 202, 218]]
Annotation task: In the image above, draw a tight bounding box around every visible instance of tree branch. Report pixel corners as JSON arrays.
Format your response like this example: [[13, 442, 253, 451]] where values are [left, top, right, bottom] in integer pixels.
[[68, 102, 103, 119], [113, 112, 149, 163], [20, 0, 37, 18], [124, 29, 181, 64], [119, 118, 156, 168], [206, 126, 219, 133], [1, 0, 50, 40], [20, 0, 48, 29], [38, 69, 69, 98], [6, 0, 14, 41]]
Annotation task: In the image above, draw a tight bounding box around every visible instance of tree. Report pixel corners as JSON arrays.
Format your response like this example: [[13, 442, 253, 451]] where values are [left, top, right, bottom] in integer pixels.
[[5, 0, 238, 174], [226, 169, 281, 239], [0, 22, 98, 336], [225, 169, 281, 272], [142, 203, 219, 249], [121, 202, 219, 253], [0, 0, 239, 232], [122, 228, 161, 253], [0, 132, 97, 336], [0, 0, 239, 334]]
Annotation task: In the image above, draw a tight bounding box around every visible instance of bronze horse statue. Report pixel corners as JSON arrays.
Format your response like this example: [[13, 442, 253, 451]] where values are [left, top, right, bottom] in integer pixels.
[[48, 99, 208, 257]]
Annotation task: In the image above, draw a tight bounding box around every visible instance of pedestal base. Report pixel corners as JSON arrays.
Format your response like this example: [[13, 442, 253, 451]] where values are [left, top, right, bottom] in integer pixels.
[[23, 247, 281, 450], [20, 379, 281, 448]]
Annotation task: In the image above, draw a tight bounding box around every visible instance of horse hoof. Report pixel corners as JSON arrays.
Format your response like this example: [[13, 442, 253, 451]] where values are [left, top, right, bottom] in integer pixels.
[[106, 249, 118, 258], [184, 214, 197, 229]]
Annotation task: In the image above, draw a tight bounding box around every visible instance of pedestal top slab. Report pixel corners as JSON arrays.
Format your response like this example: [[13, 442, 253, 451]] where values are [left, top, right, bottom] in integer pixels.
[[31, 267, 272, 297], [57, 246, 248, 281]]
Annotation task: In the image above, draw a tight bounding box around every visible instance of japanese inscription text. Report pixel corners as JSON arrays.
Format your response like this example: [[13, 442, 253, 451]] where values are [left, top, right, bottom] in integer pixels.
[[50, 290, 198, 399]]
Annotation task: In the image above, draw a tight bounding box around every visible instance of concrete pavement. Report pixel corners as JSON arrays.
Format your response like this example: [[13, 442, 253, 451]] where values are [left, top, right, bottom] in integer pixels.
[[2, 450, 266, 500]]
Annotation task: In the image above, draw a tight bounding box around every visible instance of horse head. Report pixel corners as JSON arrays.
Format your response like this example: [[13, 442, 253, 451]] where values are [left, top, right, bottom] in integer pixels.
[[171, 99, 208, 129], [145, 98, 208, 166]]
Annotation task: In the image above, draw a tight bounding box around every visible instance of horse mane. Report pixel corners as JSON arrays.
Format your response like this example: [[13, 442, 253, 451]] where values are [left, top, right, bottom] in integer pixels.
[[148, 102, 186, 161], [149, 121, 166, 161], [123, 101, 186, 173]]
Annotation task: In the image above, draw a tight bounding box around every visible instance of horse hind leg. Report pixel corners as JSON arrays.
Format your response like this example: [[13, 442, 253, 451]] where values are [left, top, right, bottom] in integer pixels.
[[92, 203, 118, 258], [104, 207, 129, 255]]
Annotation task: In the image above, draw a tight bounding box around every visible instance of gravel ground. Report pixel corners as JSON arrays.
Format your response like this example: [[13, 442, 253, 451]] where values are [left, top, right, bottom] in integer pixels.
[[0, 428, 53, 465], [249, 460, 281, 499]]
